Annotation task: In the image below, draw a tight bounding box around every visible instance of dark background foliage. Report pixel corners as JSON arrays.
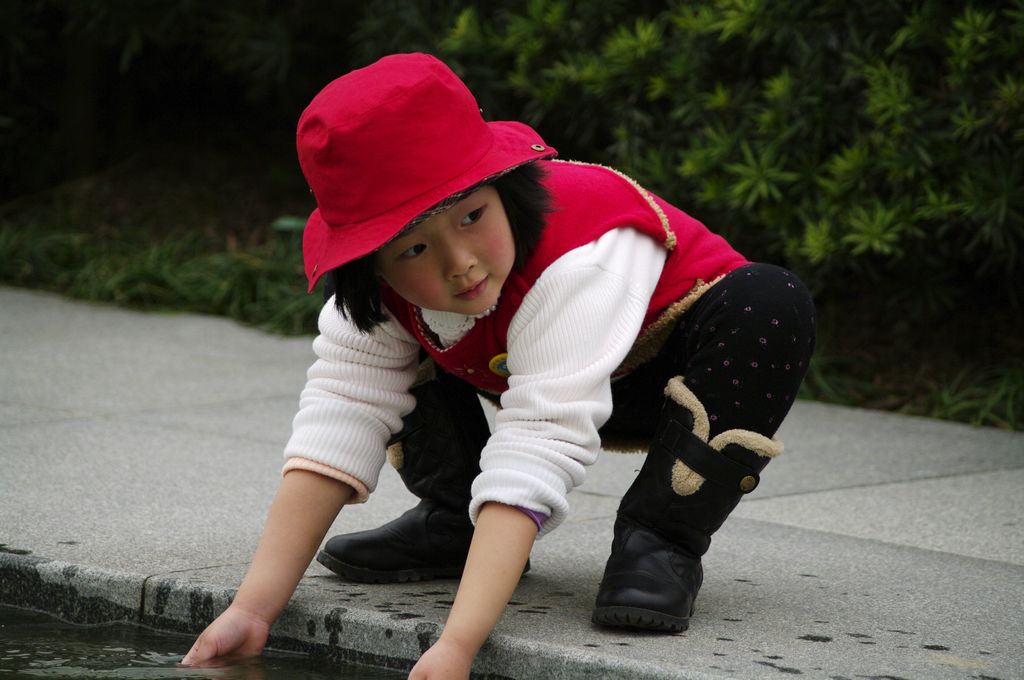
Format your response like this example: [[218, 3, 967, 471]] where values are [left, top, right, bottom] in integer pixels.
[[2, 0, 1021, 427]]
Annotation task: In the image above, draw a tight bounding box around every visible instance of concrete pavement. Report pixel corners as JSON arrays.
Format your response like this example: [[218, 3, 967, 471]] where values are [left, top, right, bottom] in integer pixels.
[[1, 286, 1021, 679]]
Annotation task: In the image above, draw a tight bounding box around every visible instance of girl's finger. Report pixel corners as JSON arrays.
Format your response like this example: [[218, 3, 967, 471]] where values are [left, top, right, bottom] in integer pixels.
[[181, 634, 210, 666]]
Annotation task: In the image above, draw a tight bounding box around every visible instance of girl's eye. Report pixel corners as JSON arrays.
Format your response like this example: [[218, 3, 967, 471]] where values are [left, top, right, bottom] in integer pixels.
[[461, 207, 484, 226], [400, 244, 426, 258]]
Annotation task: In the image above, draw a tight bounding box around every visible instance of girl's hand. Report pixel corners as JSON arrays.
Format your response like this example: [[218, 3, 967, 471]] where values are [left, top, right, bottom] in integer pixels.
[[408, 636, 475, 680], [181, 604, 270, 666], [180, 471, 355, 667]]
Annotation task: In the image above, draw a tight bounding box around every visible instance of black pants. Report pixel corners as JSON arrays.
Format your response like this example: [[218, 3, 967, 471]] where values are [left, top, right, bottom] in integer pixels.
[[603, 263, 816, 442]]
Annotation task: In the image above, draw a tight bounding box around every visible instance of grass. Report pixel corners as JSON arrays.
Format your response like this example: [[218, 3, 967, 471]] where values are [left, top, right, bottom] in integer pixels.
[[798, 331, 1024, 430], [799, 294, 1024, 430], [907, 362, 1023, 430], [0, 139, 324, 335], [0, 219, 322, 336], [3, 145, 1021, 430]]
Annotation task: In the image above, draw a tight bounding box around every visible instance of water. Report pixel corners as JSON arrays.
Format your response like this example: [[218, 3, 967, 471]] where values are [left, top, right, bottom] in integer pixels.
[[0, 606, 404, 679]]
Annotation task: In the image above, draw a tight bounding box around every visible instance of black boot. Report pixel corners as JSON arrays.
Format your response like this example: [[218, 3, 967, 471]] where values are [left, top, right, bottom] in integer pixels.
[[592, 378, 782, 631], [317, 365, 494, 583]]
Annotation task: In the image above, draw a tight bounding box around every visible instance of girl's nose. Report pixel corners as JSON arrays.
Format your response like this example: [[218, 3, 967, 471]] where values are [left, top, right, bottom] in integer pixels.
[[444, 244, 476, 278]]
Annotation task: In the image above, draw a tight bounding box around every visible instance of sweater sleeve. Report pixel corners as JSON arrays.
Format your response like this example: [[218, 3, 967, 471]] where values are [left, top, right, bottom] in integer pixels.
[[282, 297, 420, 501], [468, 228, 667, 536]]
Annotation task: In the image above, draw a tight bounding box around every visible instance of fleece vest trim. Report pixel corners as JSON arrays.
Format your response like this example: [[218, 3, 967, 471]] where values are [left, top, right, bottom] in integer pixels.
[[382, 160, 748, 393]]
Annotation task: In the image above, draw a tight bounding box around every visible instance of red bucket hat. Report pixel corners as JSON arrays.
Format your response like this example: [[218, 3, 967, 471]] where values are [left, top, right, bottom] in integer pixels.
[[297, 53, 556, 292]]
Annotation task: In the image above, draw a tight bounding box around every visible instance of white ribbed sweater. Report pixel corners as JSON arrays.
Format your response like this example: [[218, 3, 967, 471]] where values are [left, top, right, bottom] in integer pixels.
[[283, 228, 666, 537]]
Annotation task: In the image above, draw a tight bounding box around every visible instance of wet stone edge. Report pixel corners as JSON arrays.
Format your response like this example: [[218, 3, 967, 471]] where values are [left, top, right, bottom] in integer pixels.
[[0, 555, 427, 676], [3, 554, 656, 680], [0, 553, 137, 625]]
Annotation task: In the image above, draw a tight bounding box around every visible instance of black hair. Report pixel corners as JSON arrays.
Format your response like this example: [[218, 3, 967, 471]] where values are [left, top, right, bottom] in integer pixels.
[[326, 161, 552, 333]]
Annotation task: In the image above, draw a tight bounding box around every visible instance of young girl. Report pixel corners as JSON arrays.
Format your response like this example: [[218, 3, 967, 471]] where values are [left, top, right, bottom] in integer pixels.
[[183, 53, 815, 678]]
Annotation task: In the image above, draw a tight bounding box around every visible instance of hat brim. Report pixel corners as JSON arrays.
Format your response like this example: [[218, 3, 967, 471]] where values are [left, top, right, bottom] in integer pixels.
[[303, 120, 556, 292]]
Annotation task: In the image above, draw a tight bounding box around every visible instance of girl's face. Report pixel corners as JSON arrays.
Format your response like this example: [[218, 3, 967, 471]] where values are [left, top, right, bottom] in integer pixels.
[[374, 186, 515, 315]]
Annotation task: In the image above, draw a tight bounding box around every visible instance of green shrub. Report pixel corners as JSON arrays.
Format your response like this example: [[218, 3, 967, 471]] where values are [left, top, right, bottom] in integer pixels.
[[436, 0, 1023, 321], [2, 1, 1021, 427], [8, 1, 1019, 322]]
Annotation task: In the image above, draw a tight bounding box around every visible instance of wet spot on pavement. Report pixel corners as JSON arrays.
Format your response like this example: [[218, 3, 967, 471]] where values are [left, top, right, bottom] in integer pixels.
[[0, 545, 32, 555], [798, 634, 832, 642], [415, 623, 438, 654], [755, 660, 802, 674], [324, 608, 347, 646]]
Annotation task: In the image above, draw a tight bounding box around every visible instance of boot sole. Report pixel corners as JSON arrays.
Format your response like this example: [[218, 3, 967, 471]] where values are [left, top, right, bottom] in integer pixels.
[[316, 550, 463, 583], [591, 606, 691, 632]]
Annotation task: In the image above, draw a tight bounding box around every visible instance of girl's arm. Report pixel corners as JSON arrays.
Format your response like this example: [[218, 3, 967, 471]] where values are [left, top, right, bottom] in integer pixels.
[[409, 502, 537, 680], [182, 470, 354, 665], [471, 228, 666, 534]]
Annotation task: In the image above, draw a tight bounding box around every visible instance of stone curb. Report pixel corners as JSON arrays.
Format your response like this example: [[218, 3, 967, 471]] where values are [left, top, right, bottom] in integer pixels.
[[1, 552, 719, 680]]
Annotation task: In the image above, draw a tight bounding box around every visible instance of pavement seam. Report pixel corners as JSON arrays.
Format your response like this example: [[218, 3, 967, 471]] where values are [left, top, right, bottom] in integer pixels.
[[0, 393, 298, 425], [747, 463, 1024, 501], [730, 515, 1024, 568], [0, 403, 297, 448]]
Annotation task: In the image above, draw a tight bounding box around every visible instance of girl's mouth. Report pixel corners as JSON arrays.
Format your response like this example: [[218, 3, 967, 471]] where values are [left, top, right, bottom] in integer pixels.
[[456, 278, 487, 300]]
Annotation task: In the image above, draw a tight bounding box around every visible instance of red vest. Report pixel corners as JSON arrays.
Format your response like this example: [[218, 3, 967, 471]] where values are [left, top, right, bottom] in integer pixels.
[[382, 160, 748, 393]]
